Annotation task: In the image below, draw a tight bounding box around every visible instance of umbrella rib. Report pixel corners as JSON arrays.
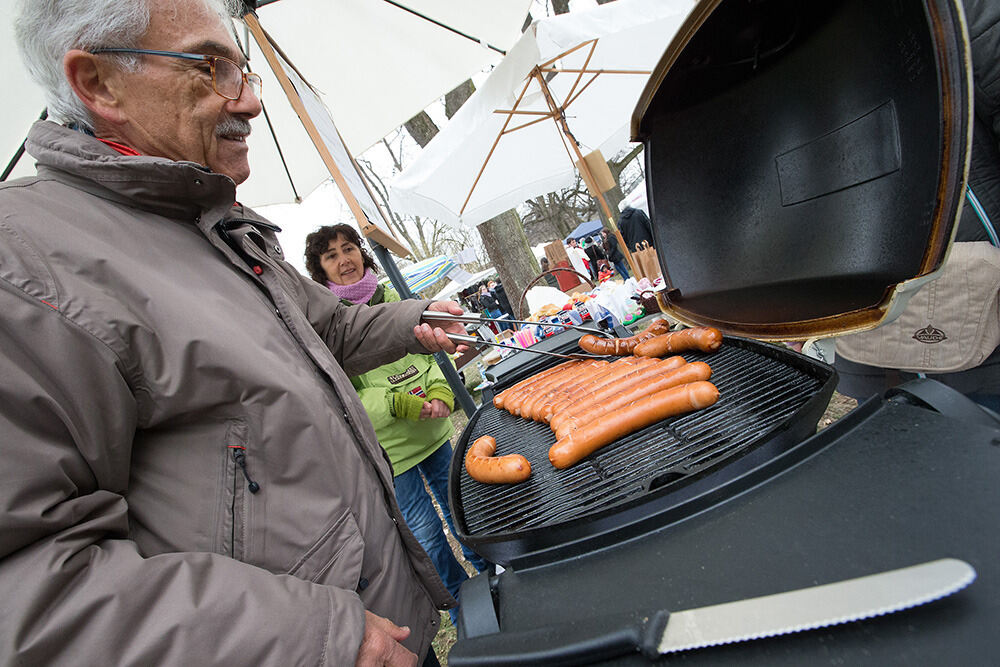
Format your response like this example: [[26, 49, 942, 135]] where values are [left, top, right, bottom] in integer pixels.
[[562, 39, 597, 106], [460, 74, 535, 215], [503, 114, 557, 135], [538, 39, 596, 70], [562, 71, 602, 111]]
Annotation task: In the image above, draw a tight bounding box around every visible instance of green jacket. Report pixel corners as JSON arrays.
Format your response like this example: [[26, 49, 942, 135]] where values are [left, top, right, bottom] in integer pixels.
[[348, 285, 455, 475]]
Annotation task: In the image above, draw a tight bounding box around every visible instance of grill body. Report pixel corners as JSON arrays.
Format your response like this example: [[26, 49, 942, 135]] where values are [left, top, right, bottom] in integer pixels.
[[451, 336, 835, 566]]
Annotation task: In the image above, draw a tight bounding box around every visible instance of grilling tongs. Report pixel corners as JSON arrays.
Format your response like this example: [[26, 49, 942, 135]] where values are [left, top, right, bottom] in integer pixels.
[[422, 311, 612, 361]]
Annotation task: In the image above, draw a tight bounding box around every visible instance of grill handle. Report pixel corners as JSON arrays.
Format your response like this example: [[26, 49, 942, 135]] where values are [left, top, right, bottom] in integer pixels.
[[447, 610, 668, 666]]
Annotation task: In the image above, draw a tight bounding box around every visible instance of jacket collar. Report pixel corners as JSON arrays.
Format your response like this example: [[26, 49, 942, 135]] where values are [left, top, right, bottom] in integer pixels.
[[25, 120, 238, 222]]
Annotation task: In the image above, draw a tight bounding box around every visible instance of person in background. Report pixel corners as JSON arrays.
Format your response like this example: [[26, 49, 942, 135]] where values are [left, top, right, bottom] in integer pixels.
[[539, 256, 561, 288], [566, 237, 590, 279], [583, 235, 607, 281], [478, 282, 513, 331], [601, 227, 630, 279], [1, 0, 467, 664], [618, 203, 655, 251], [305, 225, 489, 625]]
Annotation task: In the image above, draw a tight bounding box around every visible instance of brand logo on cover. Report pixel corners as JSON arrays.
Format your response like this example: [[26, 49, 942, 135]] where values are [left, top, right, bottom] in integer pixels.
[[912, 325, 947, 344]]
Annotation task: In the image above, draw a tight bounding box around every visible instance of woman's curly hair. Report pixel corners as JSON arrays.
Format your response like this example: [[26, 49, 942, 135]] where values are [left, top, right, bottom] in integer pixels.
[[303, 224, 379, 284]]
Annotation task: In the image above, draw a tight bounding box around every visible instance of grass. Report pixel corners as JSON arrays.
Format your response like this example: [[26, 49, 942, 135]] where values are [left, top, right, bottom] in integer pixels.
[[430, 385, 858, 664]]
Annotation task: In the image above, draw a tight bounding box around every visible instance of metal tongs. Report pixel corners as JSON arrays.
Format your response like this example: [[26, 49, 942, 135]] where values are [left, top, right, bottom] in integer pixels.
[[423, 311, 612, 361], [422, 310, 610, 337]]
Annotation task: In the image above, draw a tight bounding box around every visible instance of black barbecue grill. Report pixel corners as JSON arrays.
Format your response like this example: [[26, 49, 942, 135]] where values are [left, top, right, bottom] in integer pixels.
[[452, 336, 834, 565], [446, 0, 1000, 663]]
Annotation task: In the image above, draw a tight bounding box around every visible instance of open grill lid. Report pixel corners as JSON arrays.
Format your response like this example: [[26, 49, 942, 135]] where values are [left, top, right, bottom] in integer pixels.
[[630, 0, 972, 340]]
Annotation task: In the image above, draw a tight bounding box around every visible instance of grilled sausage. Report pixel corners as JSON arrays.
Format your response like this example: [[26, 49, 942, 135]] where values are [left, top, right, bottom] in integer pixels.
[[465, 435, 532, 484], [494, 360, 577, 410], [520, 360, 607, 421], [504, 361, 584, 416], [548, 356, 687, 431], [542, 356, 658, 422], [633, 327, 723, 357], [553, 361, 714, 439], [577, 318, 672, 356], [548, 380, 720, 469]]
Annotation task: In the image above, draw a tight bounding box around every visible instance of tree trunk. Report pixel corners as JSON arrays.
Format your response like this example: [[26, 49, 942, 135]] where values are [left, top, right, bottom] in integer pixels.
[[477, 209, 539, 318], [404, 111, 439, 148]]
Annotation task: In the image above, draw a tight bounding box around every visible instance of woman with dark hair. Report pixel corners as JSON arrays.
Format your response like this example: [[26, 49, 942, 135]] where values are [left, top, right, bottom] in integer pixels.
[[304, 225, 488, 623]]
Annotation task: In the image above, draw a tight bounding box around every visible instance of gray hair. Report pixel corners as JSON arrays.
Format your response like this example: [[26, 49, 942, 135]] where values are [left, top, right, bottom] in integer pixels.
[[14, 0, 240, 132]]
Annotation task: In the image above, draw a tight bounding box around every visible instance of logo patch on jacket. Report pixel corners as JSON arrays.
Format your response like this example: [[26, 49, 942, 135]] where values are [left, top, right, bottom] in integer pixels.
[[408, 386, 427, 398], [912, 325, 947, 344], [387, 365, 419, 384]]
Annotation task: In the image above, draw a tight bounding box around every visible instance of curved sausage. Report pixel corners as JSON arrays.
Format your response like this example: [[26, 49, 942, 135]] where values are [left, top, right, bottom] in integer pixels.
[[541, 356, 657, 422], [553, 361, 714, 439], [520, 360, 607, 421], [577, 318, 673, 356], [494, 360, 577, 410], [548, 356, 686, 431], [548, 380, 720, 469], [465, 435, 532, 484], [504, 361, 584, 416], [633, 327, 723, 357]]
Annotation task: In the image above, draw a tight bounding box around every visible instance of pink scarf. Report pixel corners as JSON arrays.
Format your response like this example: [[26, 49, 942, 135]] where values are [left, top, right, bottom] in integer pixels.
[[326, 268, 379, 305]]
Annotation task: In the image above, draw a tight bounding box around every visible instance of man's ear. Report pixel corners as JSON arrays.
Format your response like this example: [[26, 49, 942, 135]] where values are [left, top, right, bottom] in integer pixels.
[[63, 49, 128, 125]]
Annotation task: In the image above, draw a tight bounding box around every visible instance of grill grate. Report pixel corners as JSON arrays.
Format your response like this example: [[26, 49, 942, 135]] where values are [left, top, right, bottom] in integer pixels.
[[456, 338, 830, 536]]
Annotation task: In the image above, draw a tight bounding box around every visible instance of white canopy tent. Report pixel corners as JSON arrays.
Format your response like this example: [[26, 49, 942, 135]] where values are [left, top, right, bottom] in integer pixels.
[[388, 0, 694, 228], [1, 0, 532, 210]]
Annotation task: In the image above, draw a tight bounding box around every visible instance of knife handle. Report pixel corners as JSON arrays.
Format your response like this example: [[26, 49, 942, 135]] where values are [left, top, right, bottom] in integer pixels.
[[447, 609, 670, 666]]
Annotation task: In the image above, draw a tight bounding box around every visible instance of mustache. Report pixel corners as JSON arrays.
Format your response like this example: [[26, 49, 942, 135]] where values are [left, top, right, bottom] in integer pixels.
[[215, 117, 252, 138]]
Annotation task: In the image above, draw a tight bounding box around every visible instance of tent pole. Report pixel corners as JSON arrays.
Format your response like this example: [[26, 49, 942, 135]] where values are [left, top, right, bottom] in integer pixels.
[[2, 109, 47, 182], [370, 243, 478, 417], [532, 69, 640, 278]]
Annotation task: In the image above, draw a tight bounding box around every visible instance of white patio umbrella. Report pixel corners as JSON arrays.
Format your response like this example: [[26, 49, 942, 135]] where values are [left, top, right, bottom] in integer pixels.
[[388, 0, 695, 228], [1, 0, 532, 208]]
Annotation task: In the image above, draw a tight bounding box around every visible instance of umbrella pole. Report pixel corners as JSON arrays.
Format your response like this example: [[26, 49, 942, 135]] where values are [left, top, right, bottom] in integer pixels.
[[370, 242, 479, 417], [532, 70, 641, 279], [2, 108, 47, 183]]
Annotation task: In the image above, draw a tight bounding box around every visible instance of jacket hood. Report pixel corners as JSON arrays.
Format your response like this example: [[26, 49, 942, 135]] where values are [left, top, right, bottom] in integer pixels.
[[25, 120, 237, 222]]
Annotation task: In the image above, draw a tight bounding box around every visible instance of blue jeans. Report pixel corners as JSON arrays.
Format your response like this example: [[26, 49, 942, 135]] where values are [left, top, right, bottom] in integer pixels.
[[613, 259, 630, 279], [394, 441, 489, 623]]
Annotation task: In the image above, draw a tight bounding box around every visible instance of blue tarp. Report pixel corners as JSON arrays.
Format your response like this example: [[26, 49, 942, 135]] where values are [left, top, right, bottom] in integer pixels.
[[564, 219, 605, 243]]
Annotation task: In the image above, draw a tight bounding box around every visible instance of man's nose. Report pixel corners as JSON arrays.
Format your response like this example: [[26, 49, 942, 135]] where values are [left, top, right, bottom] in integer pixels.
[[229, 79, 263, 118]]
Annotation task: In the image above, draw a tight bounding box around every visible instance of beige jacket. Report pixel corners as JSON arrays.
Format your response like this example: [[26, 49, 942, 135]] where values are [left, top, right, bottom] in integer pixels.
[[0, 121, 452, 665]]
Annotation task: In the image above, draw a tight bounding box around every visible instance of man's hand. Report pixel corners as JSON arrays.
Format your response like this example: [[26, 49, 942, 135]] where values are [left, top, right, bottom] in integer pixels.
[[415, 300, 469, 354], [419, 398, 451, 420], [355, 610, 417, 667]]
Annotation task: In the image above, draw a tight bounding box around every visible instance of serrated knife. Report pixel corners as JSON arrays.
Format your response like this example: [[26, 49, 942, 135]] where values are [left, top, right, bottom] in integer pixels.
[[447, 558, 976, 666]]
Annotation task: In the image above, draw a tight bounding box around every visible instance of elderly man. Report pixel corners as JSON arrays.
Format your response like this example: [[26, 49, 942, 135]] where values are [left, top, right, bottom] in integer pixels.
[[1, 0, 468, 665]]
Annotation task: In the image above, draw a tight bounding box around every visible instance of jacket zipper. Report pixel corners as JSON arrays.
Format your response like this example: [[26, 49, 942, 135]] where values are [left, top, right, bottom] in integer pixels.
[[230, 445, 261, 494]]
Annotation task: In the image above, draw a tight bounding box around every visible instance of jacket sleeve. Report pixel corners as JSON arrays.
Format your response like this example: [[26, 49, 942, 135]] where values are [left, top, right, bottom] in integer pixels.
[[291, 269, 434, 377], [0, 286, 363, 666]]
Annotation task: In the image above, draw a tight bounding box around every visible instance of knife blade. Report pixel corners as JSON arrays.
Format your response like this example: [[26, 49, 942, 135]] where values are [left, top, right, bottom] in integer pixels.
[[446, 558, 976, 667]]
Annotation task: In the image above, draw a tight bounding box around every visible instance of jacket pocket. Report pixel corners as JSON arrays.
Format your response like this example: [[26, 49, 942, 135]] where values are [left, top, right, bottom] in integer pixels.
[[285, 509, 365, 590], [217, 419, 259, 561]]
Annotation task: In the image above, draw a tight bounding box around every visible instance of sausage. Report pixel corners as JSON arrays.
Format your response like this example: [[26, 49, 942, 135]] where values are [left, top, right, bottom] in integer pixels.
[[465, 435, 532, 484], [520, 360, 608, 421], [541, 356, 657, 422], [548, 380, 720, 469], [504, 361, 584, 416], [633, 327, 723, 357], [548, 356, 687, 431], [553, 361, 714, 439], [577, 318, 673, 356], [494, 360, 577, 410]]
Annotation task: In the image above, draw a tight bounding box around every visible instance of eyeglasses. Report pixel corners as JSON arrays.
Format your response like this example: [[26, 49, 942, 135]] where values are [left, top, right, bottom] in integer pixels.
[[89, 48, 262, 101]]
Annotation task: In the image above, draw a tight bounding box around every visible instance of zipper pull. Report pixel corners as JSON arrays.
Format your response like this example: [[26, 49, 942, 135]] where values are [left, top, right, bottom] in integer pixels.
[[230, 446, 261, 494]]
